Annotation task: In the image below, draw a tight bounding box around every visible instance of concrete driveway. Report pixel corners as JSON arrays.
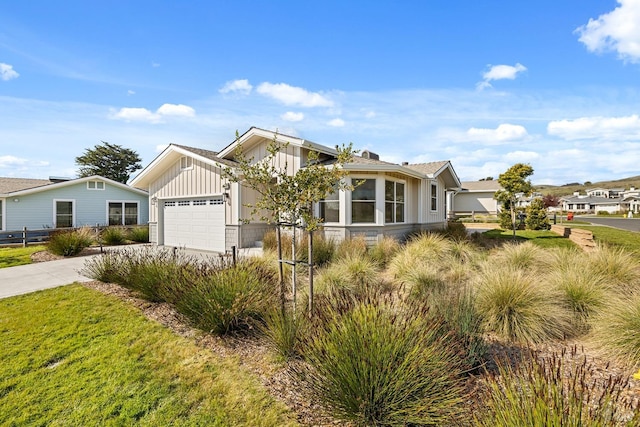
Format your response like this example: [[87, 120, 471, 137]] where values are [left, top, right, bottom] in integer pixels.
[[0, 245, 263, 300], [0, 255, 96, 299]]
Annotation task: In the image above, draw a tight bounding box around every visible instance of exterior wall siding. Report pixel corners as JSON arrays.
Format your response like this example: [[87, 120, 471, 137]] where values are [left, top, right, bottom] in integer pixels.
[[5, 181, 148, 231]]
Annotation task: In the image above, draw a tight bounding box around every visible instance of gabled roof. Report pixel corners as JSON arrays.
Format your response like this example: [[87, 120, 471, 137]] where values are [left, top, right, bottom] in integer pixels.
[[0, 177, 53, 194], [560, 195, 625, 205], [217, 127, 338, 159], [406, 161, 461, 189], [130, 143, 238, 189], [459, 180, 503, 192], [0, 175, 147, 197]]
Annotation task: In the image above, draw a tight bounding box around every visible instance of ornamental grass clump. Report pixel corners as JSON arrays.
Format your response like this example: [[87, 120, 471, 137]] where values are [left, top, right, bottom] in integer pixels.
[[473, 347, 640, 426], [474, 264, 571, 343], [127, 225, 149, 243], [586, 245, 640, 294], [490, 241, 549, 274], [172, 258, 279, 334], [590, 293, 640, 364], [48, 227, 94, 256], [295, 297, 466, 426], [368, 235, 400, 268], [100, 226, 128, 245], [315, 253, 384, 298], [333, 235, 368, 261], [260, 306, 308, 360]]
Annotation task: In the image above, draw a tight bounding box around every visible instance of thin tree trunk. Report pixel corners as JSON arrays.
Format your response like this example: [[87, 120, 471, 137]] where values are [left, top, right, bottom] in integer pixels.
[[308, 229, 314, 318], [291, 222, 297, 313], [276, 224, 285, 314]]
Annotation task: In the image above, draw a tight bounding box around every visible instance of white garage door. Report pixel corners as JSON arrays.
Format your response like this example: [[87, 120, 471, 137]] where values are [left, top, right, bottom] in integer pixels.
[[163, 197, 225, 252]]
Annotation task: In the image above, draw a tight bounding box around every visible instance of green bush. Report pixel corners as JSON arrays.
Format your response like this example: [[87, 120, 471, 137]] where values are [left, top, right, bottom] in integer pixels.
[[260, 307, 307, 360], [474, 265, 571, 343], [173, 259, 279, 334], [48, 228, 94, 256], [590, 293, 640, 364], [295, 299, 465, 426], [127, 226, 149, 243], [100, 227, 127, 245], [474, 347, 640, 426], [525, 198, 550, 230]]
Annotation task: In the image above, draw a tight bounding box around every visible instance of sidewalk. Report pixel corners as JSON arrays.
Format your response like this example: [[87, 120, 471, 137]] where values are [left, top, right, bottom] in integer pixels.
[[0, 245, 264, 300]]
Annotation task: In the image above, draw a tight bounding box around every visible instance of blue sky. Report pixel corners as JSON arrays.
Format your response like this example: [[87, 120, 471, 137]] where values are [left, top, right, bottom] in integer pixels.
[[1, 0, 640, 185]]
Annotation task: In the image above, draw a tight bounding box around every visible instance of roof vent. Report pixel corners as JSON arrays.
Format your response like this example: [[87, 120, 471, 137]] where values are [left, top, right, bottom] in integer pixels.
[[361, 150, 379, 160], [402, 161, 409, 166], [49, 176, 72, 183]]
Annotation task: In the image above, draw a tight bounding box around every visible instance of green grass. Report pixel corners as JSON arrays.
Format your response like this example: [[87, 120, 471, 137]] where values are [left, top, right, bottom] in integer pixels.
[[0, 285, 297, 426], [0, 245, 47, 268], [483, 229, 577, 249], [570, 225, 640, 254]]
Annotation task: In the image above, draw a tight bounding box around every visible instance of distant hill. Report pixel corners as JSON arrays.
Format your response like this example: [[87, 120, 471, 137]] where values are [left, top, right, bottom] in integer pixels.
[[535, 175, 640, 197]]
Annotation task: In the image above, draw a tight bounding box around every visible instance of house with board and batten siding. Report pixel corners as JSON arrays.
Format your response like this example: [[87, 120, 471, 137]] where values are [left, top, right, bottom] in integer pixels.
[[131, 127, 461, 252]]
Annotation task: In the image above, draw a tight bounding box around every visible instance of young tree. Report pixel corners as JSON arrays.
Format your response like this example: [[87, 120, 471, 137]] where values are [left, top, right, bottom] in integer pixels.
[[223, 131, 355, 314], [542, 194, 560, 209], [495, 163, 534, 238], [76, 141, 142, 183], [525, 198, 550, 230]]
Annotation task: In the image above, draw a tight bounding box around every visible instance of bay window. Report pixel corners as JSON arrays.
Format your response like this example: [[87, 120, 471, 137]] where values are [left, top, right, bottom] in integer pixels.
[[352, 179, 376, 223], [385, 180, 405, 223]]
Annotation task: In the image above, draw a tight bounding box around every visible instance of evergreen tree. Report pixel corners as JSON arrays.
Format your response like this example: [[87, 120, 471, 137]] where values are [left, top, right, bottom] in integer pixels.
[[525, 198, 550, 230], [76, 141, 142, 183]]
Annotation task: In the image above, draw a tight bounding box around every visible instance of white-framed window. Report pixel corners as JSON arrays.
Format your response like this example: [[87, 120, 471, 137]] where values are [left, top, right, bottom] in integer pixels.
[[108, 201, 139, 225], [54, 199, 75, 228], [87, 180, 105, 190], [180, 156, 193, 170], [351, 178, 376, 223], [319, 184, 340, 223], [430, 183, 438, 211], [385, 180, 405, 223]]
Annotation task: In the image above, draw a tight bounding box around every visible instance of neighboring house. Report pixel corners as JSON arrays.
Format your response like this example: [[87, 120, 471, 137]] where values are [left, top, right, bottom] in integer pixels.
[[0, 175, 149, 231], [453, 180, 502, 216], [130, 127, 461, 252], [585, 188, 611, 198], [560, 195, 629, 214], [514, 192, 543, 209]]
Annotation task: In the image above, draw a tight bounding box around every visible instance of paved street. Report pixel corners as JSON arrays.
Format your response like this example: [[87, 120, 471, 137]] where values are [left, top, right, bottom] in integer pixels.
[[575, 216, 640, 233]]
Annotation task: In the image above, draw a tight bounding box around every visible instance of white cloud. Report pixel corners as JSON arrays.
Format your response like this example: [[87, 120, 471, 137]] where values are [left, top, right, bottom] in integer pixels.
[[502, 150, 540, 163], [477, 63, 527, 89], [0, 63, 19, 81], [151, 62, 160, 68], [576, 0, 640, 63], [157, 103, 195, 117], [547, 114, 640, 140], [281, 111, 304, 122], [256, 82, 334, 107], [0, 155, 27, 167], [467, 123, 530, 143], [111, 103, 196, 123], [327, 118, 345, 127], [219, 79, 253, 95], [127, 90, 135, 96]]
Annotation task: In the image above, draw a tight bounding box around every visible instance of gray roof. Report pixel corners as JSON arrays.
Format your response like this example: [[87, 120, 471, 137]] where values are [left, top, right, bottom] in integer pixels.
[[172, 144, 239, 167], [0, 177, 53, 194], [405, 161, 449, 175], [561, 195, 625, 205], [459, 180, 502, 192]]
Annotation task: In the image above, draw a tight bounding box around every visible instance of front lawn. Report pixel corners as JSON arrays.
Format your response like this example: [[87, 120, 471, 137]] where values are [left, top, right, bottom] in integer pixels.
[[570, 225, 640, 254], [481, 229, 577, 249], [0, 245, 47, 268], [0, 285, 297, 426]]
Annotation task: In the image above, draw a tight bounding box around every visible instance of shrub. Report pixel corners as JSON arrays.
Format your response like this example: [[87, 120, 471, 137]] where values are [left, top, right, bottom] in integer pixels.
[[173, 259, 278, 334], [525, 198, 550, 230], [295, 299, 465, 426], [368, 236, 400, 268], [81, 247, 130, 284], [260, 307, 307, 360], [334, 236, 368, 261], [48, 227, 94, 256], [590, 293, 640, 364], [442, 220, 470, 240], [127, 226, 149, 243], [474, 265, 571, 343], [100, 227, 127, 245], [586, 245, 640, 294], [474, 347, 640, 426]]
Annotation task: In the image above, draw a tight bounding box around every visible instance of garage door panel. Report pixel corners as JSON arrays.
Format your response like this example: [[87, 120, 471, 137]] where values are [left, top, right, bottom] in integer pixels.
[[163, 197, 225, 251]]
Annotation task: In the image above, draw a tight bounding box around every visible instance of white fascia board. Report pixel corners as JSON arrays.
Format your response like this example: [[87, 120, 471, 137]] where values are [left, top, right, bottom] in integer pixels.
[[342, 163, 425, 179], [9, 175, 148, 197]]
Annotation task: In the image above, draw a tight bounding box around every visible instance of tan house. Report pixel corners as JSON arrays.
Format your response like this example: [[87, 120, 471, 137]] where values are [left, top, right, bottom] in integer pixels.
[[131, 127, 461, 252], [453, 180, 502, 216]]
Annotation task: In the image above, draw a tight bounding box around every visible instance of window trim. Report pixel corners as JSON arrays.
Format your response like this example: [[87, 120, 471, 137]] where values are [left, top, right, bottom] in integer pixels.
[[87, 180, 105, 190], [106, 200, 140, 226], [430, 182, 438, 211], [351, 177, 377, 224], [53, 199, 75, 228], [384, 179, 405, 224], [0, 199, 4, 231], [318, 183, 340, 224], [180, 156, 193, 171]]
